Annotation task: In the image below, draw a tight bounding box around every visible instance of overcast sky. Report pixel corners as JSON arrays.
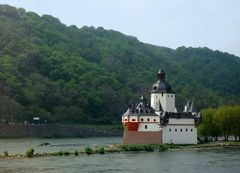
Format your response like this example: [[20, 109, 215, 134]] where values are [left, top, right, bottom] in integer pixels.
[[1, 0, 239, 56]]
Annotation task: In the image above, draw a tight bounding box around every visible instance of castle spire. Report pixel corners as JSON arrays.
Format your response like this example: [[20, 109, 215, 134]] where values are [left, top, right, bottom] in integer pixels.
[[157, 68, 166, 81]]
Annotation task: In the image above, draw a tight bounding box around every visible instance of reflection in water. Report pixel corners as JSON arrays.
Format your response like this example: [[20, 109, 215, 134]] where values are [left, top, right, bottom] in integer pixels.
[[0, 138, 240, 173]]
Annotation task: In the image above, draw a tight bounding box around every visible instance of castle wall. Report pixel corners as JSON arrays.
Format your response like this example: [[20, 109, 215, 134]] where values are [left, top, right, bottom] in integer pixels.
[[168, 118, 195, 124], [138, 123, 160, 131], [122, 128, 162, 144], [151, 93, 175, 112], [162, 125, 197, 144]]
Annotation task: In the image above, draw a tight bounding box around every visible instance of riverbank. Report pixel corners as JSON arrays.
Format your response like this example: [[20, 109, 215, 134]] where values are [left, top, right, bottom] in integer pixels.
[[1, 141, 240, 160], [0, 124, 122, 138]]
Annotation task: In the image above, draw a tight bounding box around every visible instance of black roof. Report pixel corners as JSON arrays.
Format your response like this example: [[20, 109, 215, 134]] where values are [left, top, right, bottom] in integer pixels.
[[123, 95, 157, 116], [151, 69, 174, 93], [163, 112, 195, 119]]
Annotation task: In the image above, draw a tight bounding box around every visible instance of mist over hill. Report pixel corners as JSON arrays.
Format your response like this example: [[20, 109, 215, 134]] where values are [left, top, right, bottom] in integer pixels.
[[0, 4, 239, 124]]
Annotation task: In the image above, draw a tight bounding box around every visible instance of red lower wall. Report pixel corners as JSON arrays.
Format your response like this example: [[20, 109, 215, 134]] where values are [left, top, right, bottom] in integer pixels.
[[122, 128, 162, 144]]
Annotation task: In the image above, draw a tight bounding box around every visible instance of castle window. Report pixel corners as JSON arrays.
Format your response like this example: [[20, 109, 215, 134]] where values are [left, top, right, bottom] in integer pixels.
[[132, 119, 135, 121], [171, 95, 173, 97], [147, 118, 150, 121], [154, 119, 156, 122], [191, 129, 193, 132], [145, 125, 148, 129], [180, 129, 182, 132], [186, 128, 188, 132], [161, 93, 163, 96], [175, 129, 177, 132], [141, 118, 144, 122], [169, 129, 171, 132]]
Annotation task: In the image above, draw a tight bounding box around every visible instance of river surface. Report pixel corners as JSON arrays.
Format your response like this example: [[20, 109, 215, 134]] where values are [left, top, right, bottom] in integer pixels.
[[0, 137, 240, 173]]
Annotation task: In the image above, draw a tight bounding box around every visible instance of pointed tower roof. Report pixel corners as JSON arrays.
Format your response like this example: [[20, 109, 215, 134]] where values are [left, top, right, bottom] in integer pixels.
[[189, 101, 196, 112], [140, 95, 147, 103], [183, 101, 190, 112], [151, 69, 174, 93], [158, 68, 166, 75], [157, 68, 166, 81]]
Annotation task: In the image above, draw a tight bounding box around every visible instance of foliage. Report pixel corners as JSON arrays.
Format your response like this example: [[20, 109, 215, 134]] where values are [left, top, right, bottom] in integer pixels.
[[74, 150, 79, 156], [158, 144, 168, 151], [0, 5, 239, 125], [85, 146, 94, 155], [198, 105, 240, 141], [63, 151, 70, 156], [26, 148, 34, 157], [3, 150, 8, 157], [96, 147, 105, 154]]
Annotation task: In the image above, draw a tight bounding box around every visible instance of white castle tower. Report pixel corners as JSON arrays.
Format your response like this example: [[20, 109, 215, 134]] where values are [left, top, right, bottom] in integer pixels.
[[150, 69, 176, 112]]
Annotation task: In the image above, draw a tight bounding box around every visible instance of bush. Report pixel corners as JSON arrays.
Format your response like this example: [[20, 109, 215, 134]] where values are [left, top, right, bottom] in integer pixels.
[[85, 147, 94, 155], [63, 151, 70, 156], [3, 150, 8, 157], [74, 150, 79, 156], [158, 144, 168, 152], [96, 147, 105, 154], [26, 148, 34, 157], [143, 145, 154, 152], [57, 151, 63, 156]]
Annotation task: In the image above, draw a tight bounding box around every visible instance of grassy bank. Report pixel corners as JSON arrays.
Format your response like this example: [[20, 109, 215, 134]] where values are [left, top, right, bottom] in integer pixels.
[[1, 142, 240, 160]]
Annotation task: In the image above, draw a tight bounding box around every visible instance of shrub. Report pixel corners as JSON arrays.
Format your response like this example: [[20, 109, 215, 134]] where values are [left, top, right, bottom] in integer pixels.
[[158, 144, 168, 152], [3, 150, 8, 157], [74, 150, 79, 156], [63, 151, 70, 156], [26, 148, 34, 157], [97, 147, 105, 154], [143, 145, 154, 152], [57, 151, 63, 156], [85, 147, 94, 155]]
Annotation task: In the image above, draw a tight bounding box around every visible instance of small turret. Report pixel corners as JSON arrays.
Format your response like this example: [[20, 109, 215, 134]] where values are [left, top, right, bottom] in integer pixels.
[[157, 69, 166, 81], [183, 101, 190, 112]]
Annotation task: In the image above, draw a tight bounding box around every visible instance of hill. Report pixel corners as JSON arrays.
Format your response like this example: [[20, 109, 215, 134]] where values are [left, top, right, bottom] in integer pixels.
[[0, 4, 239, 124]]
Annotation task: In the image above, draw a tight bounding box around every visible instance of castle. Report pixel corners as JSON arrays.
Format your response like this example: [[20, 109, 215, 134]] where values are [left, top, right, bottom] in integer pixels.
[[122, 69, 201, 144]]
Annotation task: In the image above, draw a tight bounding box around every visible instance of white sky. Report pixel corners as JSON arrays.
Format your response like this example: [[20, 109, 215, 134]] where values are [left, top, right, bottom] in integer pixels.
[[0, 0, 240, 56]]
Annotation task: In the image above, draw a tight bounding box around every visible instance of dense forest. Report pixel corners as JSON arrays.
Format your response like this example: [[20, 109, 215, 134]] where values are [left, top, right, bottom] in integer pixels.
[[0, 5, 239, 124]]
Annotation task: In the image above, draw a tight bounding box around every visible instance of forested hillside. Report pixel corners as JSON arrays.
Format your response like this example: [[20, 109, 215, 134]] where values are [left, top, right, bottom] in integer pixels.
[[0, 5, 239, 124]]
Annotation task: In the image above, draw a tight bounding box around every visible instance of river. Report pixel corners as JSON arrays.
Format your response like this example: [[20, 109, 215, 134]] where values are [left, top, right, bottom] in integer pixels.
[[0, 137, 239, 173]]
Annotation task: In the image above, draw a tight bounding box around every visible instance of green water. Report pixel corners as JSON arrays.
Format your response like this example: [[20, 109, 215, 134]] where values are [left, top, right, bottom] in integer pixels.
[[0, 137, 240, 173]]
